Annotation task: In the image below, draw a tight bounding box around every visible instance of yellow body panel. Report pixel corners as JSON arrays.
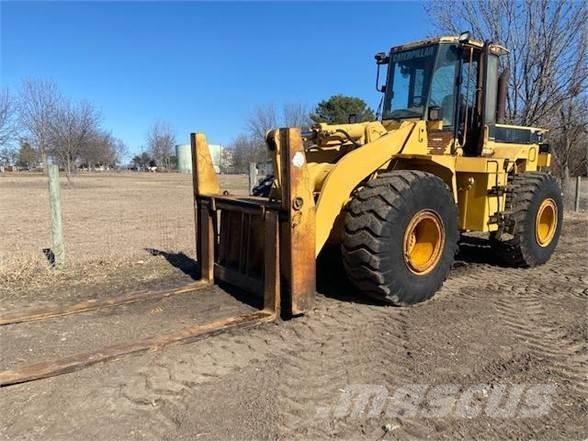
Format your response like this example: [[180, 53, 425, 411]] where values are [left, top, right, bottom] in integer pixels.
[[291, 118, 551, 254], [537, 152, 551, 168], [454, 157, 508, 232], [391, 154, 511, 232], [314, 121, 424, 254], [390, 154, 457, 199]]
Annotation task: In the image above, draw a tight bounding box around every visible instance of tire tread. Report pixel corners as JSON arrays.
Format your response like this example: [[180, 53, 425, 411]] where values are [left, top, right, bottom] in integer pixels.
[[342, 170, 458, 305]]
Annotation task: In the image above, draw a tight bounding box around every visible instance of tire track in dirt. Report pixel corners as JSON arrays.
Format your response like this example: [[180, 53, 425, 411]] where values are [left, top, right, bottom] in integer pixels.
[[273, 296, 434, 441], [449, 241, 587, 397], [454, 282, 588, 441], [416, 242, 587, 441], [493, 287, 587, 397], [117, 321, 285, 438], [275, 302, 383, 437], [111, 228, 588, 441]]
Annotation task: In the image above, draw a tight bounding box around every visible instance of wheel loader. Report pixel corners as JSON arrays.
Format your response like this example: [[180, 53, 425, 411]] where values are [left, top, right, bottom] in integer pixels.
[[191, 32, 561, 310], [0, 33, 562, 386]]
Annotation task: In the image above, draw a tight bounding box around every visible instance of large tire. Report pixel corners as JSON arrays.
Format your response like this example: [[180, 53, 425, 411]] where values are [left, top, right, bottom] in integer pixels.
[[341, 171, 458, 305], [493, 172, 563, 267]]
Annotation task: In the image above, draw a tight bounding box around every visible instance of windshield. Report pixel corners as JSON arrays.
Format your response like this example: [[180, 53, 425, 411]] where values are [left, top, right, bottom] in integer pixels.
[[382, 45, 437, 120]]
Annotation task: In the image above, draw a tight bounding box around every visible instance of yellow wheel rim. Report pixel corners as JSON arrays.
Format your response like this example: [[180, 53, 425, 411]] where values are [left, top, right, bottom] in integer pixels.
[[535, 198, 557, 247], [403, 210, 445, 275]]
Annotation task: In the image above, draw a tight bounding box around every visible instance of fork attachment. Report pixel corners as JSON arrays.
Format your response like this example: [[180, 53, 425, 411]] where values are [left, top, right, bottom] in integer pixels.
[[192, 127, 316, 317], [0, 129, 316, 387]]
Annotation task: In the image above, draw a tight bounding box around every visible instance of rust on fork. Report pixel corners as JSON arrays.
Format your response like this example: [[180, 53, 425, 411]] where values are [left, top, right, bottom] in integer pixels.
[[0, 281, 208, 326]]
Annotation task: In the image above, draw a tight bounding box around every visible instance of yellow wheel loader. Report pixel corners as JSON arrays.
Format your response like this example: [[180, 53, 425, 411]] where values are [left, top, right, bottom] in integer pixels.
[[0, 34, 562, 386], [191, 32, 561, 309]]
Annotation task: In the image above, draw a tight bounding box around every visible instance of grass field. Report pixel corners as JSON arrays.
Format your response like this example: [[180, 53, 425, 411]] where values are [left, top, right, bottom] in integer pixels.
[[1, 172, 586, 292], [0, 172, 248, 292]]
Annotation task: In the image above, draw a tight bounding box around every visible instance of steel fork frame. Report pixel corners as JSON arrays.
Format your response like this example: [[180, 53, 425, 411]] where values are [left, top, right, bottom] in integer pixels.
[[0, 129, 315, 387]]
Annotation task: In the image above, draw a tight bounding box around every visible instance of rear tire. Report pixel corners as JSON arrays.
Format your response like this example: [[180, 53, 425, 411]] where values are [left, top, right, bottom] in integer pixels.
[[341, 171, 458, 305], [492, 172, 563, 267]]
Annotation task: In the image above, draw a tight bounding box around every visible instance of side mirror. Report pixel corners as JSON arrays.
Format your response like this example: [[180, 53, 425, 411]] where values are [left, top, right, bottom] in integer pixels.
[[428, 106, 442, 121], [375, 51, 389, 93], [374, 52, 389, 65]]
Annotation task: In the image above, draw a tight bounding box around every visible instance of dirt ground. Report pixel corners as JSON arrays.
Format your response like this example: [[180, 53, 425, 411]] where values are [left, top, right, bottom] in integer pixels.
[[1, 202, 586, 441]]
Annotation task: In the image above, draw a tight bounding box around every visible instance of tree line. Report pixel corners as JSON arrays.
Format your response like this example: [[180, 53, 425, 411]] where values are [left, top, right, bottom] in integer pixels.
[[130, 121, 177, 171], [226, 95, 375, 173], [0, 80, 179, 180], [0, 80, 128, 182], [0, 78, 374, 178]]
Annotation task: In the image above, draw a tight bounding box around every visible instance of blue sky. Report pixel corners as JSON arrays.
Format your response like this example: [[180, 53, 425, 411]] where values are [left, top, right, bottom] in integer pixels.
[[1, 1, 434, 157]]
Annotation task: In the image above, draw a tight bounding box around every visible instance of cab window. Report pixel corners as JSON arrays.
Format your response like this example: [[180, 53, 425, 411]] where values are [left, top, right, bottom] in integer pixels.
[[428, 44, 459, 129]]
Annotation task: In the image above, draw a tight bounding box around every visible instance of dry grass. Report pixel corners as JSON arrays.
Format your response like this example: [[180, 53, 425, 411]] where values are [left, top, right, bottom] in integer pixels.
[[2, 171, 585, 296], [0, 172, 248, 292]]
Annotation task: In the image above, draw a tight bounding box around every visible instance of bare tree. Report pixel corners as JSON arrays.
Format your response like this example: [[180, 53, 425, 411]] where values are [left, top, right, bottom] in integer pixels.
[[224, 103, 313, 173], [247, 103, 311, 146], [112, 138, 128, 167], [147, 121, 175, 169], [246, 104, 278, 147], [79, 130, 126, 170], [229, 134, 266, 174], [428, 0, 587, 124], [282, 103, 312, 129], [0, 88, 18, 151], [18, 79, 62, 172], [427, 0, 588, 196], [48, 99, 100, 181], [79, 130, 109, 170], [550, 94, 588, 201]]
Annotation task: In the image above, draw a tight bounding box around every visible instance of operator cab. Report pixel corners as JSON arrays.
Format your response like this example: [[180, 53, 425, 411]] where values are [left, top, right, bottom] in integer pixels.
[[375, 33, 508, 156]]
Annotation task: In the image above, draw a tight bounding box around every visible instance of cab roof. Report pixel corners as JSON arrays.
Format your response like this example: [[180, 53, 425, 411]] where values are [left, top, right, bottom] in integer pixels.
[[390, 35, 508, 55]]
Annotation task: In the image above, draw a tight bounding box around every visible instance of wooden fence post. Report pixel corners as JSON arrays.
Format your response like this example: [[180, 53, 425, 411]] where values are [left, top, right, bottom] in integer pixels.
[[248, 162, 257, 195], [575, 176, 581, 212], [48, 164, 65, 270]]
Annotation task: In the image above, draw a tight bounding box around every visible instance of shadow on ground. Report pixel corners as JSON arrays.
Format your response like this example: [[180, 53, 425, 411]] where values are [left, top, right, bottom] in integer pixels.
[[146, 234, 507, 310], [316, 234, 508, 306], [145, 248, 263, 310], [145, 248, 199, 280], [455, 234, 506, 266]]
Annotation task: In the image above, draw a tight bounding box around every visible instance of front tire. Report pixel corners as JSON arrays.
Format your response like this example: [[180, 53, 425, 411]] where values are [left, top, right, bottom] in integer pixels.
[[341, 171, 458, 305]]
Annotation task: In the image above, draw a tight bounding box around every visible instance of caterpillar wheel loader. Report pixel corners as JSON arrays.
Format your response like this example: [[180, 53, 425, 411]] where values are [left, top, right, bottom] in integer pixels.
[[0, 33, 562, 386], [193, 32, 561, 309]]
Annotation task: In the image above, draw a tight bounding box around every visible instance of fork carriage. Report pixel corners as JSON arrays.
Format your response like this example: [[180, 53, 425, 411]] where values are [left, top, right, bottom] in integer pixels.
[[192, 128, 316, 318]]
